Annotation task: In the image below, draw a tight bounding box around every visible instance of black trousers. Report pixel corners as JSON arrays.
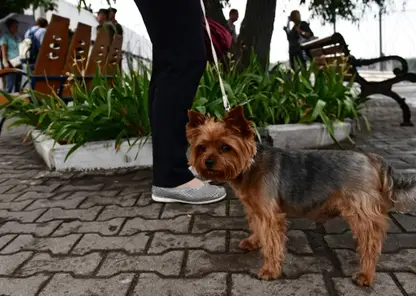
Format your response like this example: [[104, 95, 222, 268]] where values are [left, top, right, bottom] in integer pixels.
[[289, 51, 306, 70], [134, 0, 207, 187]]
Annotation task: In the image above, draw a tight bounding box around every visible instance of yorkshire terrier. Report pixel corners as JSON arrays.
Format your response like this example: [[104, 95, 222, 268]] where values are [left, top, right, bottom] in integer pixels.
[[186, 105, 416, 287]]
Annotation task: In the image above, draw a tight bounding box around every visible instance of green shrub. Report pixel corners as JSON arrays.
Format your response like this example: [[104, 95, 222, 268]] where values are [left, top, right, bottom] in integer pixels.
[[0, 54, 366, 157], [194, 55, 368, 145], [0, 63, 151, 159]]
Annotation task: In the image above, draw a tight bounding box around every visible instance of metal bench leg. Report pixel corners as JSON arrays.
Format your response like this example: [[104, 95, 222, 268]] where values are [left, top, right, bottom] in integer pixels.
[[384, 90, 414, 127], [0, 117, 6, 136]]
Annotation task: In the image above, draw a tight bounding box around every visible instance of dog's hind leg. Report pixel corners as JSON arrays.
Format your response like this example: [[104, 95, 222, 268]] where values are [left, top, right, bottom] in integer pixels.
[[340, 191, 389, 286]]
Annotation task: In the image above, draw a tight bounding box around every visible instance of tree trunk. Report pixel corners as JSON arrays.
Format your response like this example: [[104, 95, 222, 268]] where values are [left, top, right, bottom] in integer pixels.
[[238, 0, 277, 69], [203, 0, 227, 27]]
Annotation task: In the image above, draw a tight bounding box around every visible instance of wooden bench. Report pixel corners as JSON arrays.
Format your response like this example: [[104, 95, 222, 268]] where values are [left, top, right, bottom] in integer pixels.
[[0, 14, 123, 134], [301, 33, 416, 126]]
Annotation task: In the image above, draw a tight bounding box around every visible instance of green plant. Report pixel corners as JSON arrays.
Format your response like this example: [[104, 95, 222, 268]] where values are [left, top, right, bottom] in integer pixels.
[[0, 89, 66, 132], [47, 68, 151, 158], [0, 62, 151, 160], [1, 52, 366, 158], [194, 54, 368, 146]]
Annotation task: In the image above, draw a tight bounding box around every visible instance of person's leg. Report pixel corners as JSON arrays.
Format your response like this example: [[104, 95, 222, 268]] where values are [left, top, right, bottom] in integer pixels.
[[5, 73, 15, 93], [135, 0, 226, 203], [289, 53, 295, 70], [14, 66, 22, 92]]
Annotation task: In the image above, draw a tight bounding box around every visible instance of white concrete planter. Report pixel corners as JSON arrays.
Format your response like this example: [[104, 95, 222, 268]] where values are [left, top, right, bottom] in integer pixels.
[[264, 121, 352, 149], [32, 130, 152, 171]]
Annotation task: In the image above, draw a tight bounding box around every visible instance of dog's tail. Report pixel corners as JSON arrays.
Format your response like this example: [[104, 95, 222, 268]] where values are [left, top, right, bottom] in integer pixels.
[[368, 153, 416, 212]]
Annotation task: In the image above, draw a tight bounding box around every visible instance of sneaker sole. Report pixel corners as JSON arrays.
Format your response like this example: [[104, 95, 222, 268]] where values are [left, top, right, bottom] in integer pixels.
[[151, 192, 226, 204]]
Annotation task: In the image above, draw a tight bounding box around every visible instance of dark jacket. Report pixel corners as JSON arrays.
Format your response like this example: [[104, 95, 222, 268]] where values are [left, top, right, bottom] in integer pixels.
[[286, 21, 314, 54]]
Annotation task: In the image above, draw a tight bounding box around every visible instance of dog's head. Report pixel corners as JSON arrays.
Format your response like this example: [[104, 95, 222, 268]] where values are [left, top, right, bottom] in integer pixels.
[[186, 105, 257, 183]]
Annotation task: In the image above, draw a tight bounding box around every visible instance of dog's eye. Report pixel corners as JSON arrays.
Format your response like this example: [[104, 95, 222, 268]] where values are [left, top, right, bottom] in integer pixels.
[[221, 145, 231, 152], [199, 145, 206, 152]]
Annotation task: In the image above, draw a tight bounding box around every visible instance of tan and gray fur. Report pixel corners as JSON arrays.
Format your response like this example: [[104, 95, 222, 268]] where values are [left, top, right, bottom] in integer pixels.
[[186, 105, 416, 287]]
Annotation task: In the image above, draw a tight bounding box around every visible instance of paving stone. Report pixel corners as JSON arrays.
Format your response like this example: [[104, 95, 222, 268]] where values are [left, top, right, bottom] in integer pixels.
[[192, 215, 248, 233], [0, 274, 49, 296], [148, 230, 226, 254], [18, 252, 102, 276], [0, 252, 32, 275], [97, 204, 162, 220], [38, 273, 133, 296], [325, 232, 416, 252], [230, 230, 313, 254], [0, 199, 32, 211], [97, 251, 184, 276], [72, 233, 149, 254], [64, 190, 121, 200], [133, 273, 227, 296], [0, 209, 45, 223], [229, 200, 245, 216], [0, 171, 39, 180], [288, 218, 317, 230], [392, 214, 416, 231], [119, 186, 149, 196], [14, 192, 59, 201], [161, 202, 226, 218], [25, 196, 85, 210], [56, 184, 105, 192], [324, 217, 402, 233], [7, 184, 60, 194], [1, 234, 81, 254], [120, 216, 191, 235], [0, 185, 17, 194], [0, 221, 61, 236], [231, 274, 329, 296], [0, 178, 44, 186], [335, 249, 416, 275], [136, 191, 152, 206], [395, 272, 416, 295], [333, 273, 402, 296], [185, 250, 333, 277], [0, 234, 16, 250], [79, 193, 138, 208], [53, 218, 124, 236], [37, 206, 103, 222], [105, 181, 150, 191], [0, 193, 21, 203]]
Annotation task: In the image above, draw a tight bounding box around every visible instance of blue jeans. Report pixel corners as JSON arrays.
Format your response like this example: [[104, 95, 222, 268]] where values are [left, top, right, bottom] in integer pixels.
[[5, 67, 22, 93]]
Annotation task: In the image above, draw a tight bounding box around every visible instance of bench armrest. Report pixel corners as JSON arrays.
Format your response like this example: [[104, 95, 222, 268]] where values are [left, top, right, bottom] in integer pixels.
[[0, 68, 27, 78], [352, 55, 409, 76], [301, 33, 347, 50]]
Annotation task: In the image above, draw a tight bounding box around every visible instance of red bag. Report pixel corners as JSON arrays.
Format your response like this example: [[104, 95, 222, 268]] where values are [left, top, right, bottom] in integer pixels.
[[203, 18, 232, 62]]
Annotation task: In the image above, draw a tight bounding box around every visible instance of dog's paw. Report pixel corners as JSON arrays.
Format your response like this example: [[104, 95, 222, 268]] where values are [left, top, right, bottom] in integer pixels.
[[257, 265, 281, 281], [352, 272, 374, 287], [239, 238, 259, 251]]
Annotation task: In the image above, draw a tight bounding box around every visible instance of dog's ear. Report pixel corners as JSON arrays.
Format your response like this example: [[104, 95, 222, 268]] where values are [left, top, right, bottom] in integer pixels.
[[187, 109, 206, 128], [223, 105, 254, 138], [186, 109, 206, 142]]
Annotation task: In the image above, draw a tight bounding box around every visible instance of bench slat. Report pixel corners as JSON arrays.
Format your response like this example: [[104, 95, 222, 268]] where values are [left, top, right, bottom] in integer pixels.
[[61, 22, 92, 98], [104, 34, 123, 75], [85, 28, 110, 76], [32, 15, 70, 95]]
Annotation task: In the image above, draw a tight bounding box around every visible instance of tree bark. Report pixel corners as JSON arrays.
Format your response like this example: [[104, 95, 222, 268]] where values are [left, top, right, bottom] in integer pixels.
[[203, 0, 227, 27], [238, 0, 277, 69]]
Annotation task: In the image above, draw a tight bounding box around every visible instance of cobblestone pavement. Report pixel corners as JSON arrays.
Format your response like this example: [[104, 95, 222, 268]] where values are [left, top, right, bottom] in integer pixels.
[[0, 99, 416, 296]]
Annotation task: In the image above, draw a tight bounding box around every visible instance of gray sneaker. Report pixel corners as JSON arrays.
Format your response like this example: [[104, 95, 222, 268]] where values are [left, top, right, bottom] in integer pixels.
[[152, 183, 226, 204]]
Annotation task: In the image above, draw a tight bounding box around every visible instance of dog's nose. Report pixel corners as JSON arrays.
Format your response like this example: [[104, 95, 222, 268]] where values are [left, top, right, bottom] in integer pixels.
[[205, 159, 215, 169]]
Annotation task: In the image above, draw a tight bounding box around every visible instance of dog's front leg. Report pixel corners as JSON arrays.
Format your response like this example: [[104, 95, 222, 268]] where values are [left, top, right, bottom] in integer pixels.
[[256, 211, 287, 280], [239, 207, 260, 251]]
